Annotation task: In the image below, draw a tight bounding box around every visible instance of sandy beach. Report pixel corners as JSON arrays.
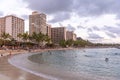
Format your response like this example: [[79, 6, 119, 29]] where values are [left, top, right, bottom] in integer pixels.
[[0, 49, 48, 80], [0, 48, 74, 80], [0, 47, 89, 80], [0, 48, 117, 80]]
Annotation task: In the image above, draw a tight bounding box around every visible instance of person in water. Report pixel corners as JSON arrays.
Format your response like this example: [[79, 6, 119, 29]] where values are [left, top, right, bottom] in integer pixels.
[[105, 58, 109, 62]]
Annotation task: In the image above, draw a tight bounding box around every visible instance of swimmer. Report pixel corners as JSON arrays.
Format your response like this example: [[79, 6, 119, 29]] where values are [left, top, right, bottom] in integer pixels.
[[105, 58, 109, 62], [40, 53, 42, 55]]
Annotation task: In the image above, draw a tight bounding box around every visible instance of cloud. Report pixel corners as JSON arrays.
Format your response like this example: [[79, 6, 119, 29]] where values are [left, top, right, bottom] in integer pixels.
[[26, 0, 73, 14], [87, 27, 99, 33], [92, 26, 100, 31], [74, 0, 120, 17], [87, 28, 93, 32], [77, 25, 86, 29], [66, 24, 76, 31], [105, 32, 116, 38], [103, 26, 120, 35], [25, 0, 120, 16], [0, 11, 3, 16], [26, 0, 120, 24], [49, 12, 71, 23], [88, 33, 104, 39], [21, 14, 28, 20], [58, 23, 64, 27]]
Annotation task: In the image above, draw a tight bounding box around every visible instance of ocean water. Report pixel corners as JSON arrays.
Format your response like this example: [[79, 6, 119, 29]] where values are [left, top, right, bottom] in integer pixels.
[[9, 48, 120, 80], [29, 48, 120, 80]]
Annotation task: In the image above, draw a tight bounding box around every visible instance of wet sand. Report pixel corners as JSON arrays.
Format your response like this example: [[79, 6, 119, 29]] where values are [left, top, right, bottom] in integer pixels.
[[0, 48, 80, 80], [0, 48, 86, 80], [0, 56, 46, 80]]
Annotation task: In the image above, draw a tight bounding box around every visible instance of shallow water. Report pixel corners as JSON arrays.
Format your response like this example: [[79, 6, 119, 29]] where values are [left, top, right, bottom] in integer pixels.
[[9, 48, 120, 80], [28, 48, 120, 80]]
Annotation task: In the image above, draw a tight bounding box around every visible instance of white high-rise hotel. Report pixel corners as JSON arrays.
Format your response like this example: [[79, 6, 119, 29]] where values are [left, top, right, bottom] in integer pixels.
[[0, 11, 76, 44], [29, 11, 47, 35], [0, 15, 24, 41]]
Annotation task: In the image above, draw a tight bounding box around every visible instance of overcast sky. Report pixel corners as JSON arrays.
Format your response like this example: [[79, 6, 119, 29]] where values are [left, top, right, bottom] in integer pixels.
[[0, 0, 120, 43]]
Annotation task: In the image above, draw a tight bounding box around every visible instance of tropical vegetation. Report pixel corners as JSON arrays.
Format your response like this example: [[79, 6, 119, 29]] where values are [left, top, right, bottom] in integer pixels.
[[0, 32, 117, 49]]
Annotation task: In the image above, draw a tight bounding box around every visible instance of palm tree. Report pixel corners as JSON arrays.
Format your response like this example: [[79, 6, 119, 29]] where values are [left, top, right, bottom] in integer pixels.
[[22, 32, 29, 42], [44, 35, 51, 44], [66, 39, 73, 47], [17, 33, 22, 40], [32, 32, 48, 47], [18, 32, 29, 42], [17, 32, 30, 49], [1, 32, 11, 40], [28, 36, 33, 42], [59, 40, 67, 47], [1, 32, 11, 46]]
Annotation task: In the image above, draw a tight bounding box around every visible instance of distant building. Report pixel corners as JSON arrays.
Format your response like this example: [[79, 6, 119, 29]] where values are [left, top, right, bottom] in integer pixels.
[[29, 11, 47, 35], [73, 33, 77, 41], [51, 27, 66, 44], [0, 17, 5, 37], [0, 15, 24, 41], [46, 24, 51, 38], [66, 31, 77, 41]]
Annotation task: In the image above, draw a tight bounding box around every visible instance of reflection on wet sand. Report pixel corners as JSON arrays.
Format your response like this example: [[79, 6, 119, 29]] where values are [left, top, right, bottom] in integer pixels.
[[0, 56, 46, 80]]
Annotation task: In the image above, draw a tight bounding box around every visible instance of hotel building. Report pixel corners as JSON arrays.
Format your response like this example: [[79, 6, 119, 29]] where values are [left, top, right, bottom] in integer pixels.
[[66, 31, 77, 41], [0, 17, 5, 37], [29, 11, 47, 35], [0, 15, 24, 41], [73, 33, 77, 41], [51, 27, 66, 44], [46, 24, 51, 38]]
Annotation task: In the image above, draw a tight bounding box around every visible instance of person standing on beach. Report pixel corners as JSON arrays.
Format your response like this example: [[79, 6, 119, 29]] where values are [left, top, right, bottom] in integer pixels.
[[1, 54, 3, 56], [9, 51, 12, 56]]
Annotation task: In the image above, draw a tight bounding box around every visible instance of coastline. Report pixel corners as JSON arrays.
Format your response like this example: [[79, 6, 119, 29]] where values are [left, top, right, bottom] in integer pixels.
[[0, 54, 46, 80], [0, 47, 116, 80], [7, 48, 90, 80], [0, 46, 114, 57], [0, 48, 76, 80]]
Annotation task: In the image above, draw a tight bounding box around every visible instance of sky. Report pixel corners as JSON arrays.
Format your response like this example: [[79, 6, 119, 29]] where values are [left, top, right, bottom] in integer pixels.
[[0, 0, 120, 43]]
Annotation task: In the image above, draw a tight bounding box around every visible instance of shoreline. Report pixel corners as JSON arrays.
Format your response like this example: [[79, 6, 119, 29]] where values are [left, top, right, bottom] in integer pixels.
[[0, 47, 115, 57], [0, 47, 77, 80], [0, 55, 46, 80], [0, 48, 50, 80], [8, 48, 89, 80], [0, 47, 117, 80]]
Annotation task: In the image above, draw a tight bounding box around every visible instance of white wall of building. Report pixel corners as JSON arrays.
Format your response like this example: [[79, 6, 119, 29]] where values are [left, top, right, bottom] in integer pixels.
[[5, 17, 12, 35]]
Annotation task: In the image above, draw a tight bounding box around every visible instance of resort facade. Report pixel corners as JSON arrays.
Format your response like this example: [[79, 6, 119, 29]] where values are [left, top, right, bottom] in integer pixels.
[[0, 15, 24, 41], [51, 27, 67, 44], [0, 11, 76, 44], [29, 11, 47, 35], [46, 24, 52, 38], [51, 27, 77, 44], [66, 31, 77, 41]]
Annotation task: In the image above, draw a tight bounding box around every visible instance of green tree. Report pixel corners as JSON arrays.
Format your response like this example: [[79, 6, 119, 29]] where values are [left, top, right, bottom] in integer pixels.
[[59, 40, 66, 47], [1, 32, 11, 45], [66, 39, 73, 47], [32, 32, 45, 47], [18, 32, 29, 42], [17, 32, 30, 48], [17, 33, 22, 39], [73, 39, 92, 47], [44, 35, 51, 44], [0, 39, 3, 47], [1, 32, 11, 40]]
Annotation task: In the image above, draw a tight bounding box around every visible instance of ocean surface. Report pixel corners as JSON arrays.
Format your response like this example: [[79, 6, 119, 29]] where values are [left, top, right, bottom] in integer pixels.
[[9, 48, 120, 80]]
